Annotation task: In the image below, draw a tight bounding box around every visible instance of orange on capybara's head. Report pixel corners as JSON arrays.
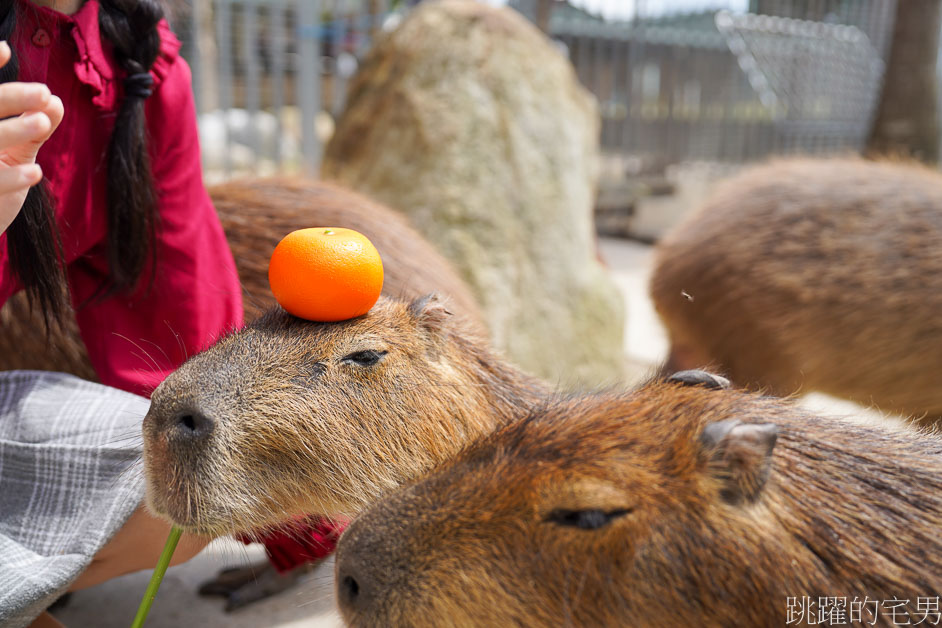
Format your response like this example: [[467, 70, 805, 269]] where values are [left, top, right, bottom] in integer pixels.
[[268, 227, 384, 322]]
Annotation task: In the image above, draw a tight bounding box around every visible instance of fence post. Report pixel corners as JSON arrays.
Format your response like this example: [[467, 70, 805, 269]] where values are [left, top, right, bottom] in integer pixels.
[[216, 0, 233, 176], [298, 0, 323, 174], [242, 0, 261, 166], [271, 0, 286, 168]]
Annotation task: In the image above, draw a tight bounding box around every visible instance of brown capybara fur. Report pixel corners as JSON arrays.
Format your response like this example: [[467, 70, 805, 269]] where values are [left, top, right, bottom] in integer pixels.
[[335, 372, 942, 627], [142, 293, 547, 536], [650, 158, 942, 423], [0, 178, 486, 378]]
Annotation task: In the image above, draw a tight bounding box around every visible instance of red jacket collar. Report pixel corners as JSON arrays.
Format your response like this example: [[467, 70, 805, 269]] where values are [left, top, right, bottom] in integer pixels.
[[70, 1, 116, 109], [17, 0, 181, 111]]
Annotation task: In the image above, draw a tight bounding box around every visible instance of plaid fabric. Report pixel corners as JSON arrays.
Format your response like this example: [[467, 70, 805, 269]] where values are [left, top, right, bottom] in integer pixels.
[[0, 371, 147, 628]]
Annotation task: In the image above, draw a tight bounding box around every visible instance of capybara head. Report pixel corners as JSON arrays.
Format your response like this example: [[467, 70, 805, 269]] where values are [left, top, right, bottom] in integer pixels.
[[143, 294, 543, 536], [336, 371, 942, 627]]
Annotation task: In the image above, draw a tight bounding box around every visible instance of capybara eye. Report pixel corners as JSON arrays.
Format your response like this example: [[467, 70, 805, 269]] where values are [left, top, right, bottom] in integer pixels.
[[544, 507, 632, 530], [667, 370, 730, 390], [342, 350, 388, 366]]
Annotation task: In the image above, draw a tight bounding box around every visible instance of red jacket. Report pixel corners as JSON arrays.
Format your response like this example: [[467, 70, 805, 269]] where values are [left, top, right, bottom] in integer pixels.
[[0, 0, 243, 396]]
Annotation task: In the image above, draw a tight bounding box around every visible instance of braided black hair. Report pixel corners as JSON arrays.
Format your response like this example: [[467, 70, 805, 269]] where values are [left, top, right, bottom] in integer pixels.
[[97, 0, 163, 297], [1, 0, 165, 322]]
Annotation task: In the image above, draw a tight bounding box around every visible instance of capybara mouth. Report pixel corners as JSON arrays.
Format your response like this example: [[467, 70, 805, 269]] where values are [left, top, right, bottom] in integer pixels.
[[143, 432, 308, 537], [142, 434, 231, 535], [143, 470, 202, 531], [144, 481, 236, 537]]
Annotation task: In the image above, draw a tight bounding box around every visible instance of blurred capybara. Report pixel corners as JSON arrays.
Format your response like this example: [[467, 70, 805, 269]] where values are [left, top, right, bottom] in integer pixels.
[[0, 178, 486, 378], [336, 370, 942, 627], [650, 158, 942, 423], [143, 293, 548, 536]]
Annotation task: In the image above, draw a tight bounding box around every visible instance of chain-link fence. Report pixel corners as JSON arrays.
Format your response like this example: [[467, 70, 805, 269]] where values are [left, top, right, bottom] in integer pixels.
[[172, 0, 896, 179], [169, 0, 395, 178], [519, 0, 892, 172]]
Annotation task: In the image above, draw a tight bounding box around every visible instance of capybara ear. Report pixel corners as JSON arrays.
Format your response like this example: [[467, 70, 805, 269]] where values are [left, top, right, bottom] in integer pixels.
[[409, 293, 453, 331], [699, 419, 778, 505], [667, 369, 731, 390]]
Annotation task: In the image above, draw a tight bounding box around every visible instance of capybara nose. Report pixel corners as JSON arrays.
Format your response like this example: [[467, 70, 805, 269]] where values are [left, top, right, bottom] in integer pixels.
[[337, 559, 374, 615], [340, 573, 361, 607], [170, 407, 214, 441]]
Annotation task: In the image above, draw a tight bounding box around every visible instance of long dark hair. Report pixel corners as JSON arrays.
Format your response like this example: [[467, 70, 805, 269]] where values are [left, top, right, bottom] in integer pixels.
[[1, 0, 165, 324]]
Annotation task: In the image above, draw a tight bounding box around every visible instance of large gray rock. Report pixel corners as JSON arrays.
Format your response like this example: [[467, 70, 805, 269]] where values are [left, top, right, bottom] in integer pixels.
[[322, 0, 624, 387]]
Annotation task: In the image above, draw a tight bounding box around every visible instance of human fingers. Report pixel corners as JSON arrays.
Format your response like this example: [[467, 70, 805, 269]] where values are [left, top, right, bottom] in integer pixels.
[[0, 163, 42, 234], [0, 81, 51, 119], [0, 162, 42, 193], [0, 111, 51, 157], [37, 94, 63, 141], [2, 97, 63, 164], [2, 96, 64, 164]]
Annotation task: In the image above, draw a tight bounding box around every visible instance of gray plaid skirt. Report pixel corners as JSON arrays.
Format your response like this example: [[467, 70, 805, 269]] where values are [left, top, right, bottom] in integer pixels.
[[0, 371, 148, 628]]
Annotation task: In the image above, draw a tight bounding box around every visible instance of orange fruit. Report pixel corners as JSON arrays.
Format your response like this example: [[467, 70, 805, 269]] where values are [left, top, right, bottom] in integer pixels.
[[268, 227, 384, 321]]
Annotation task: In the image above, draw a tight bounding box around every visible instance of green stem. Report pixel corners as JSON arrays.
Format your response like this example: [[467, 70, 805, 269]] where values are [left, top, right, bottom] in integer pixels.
[[130, 525, 183, 628]]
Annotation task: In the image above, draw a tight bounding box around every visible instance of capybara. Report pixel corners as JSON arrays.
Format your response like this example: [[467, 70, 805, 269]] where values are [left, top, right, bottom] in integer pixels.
[[0, 178, 486, 378], [650, 158, 942, 423], [335, 370, 942, 627], [142, 293, 548, 536]]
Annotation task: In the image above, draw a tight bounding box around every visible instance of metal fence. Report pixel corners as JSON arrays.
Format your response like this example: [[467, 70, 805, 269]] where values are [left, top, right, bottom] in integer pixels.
[[170, 0, 394, 178], [174, 0, 897, 179], [531, 0, 893, 171]]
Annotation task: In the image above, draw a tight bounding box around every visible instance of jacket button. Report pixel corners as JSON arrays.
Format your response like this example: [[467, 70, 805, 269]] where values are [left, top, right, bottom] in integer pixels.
[[32, 28, 51, 47]]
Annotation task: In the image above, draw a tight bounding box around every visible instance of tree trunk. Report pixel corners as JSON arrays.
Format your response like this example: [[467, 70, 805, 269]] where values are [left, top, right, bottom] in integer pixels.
[[866, 0, 941, 163]]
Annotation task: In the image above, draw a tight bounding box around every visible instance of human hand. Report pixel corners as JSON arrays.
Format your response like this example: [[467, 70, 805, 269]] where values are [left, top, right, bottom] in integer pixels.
[[0, 40, 64, 235]]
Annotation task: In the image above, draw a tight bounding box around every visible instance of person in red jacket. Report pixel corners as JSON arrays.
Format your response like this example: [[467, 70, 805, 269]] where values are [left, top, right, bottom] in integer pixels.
[[0, 0, 240, 394], [0, 0, 340, 620]]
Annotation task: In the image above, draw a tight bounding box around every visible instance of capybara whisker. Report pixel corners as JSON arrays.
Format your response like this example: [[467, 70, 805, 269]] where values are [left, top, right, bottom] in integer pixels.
[[112, 332, 165, 373]]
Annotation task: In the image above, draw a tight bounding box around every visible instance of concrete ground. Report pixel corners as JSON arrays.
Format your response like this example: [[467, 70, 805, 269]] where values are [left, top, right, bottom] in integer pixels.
[[52, 237, 892, 627], [54, 540, 342, 627]]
